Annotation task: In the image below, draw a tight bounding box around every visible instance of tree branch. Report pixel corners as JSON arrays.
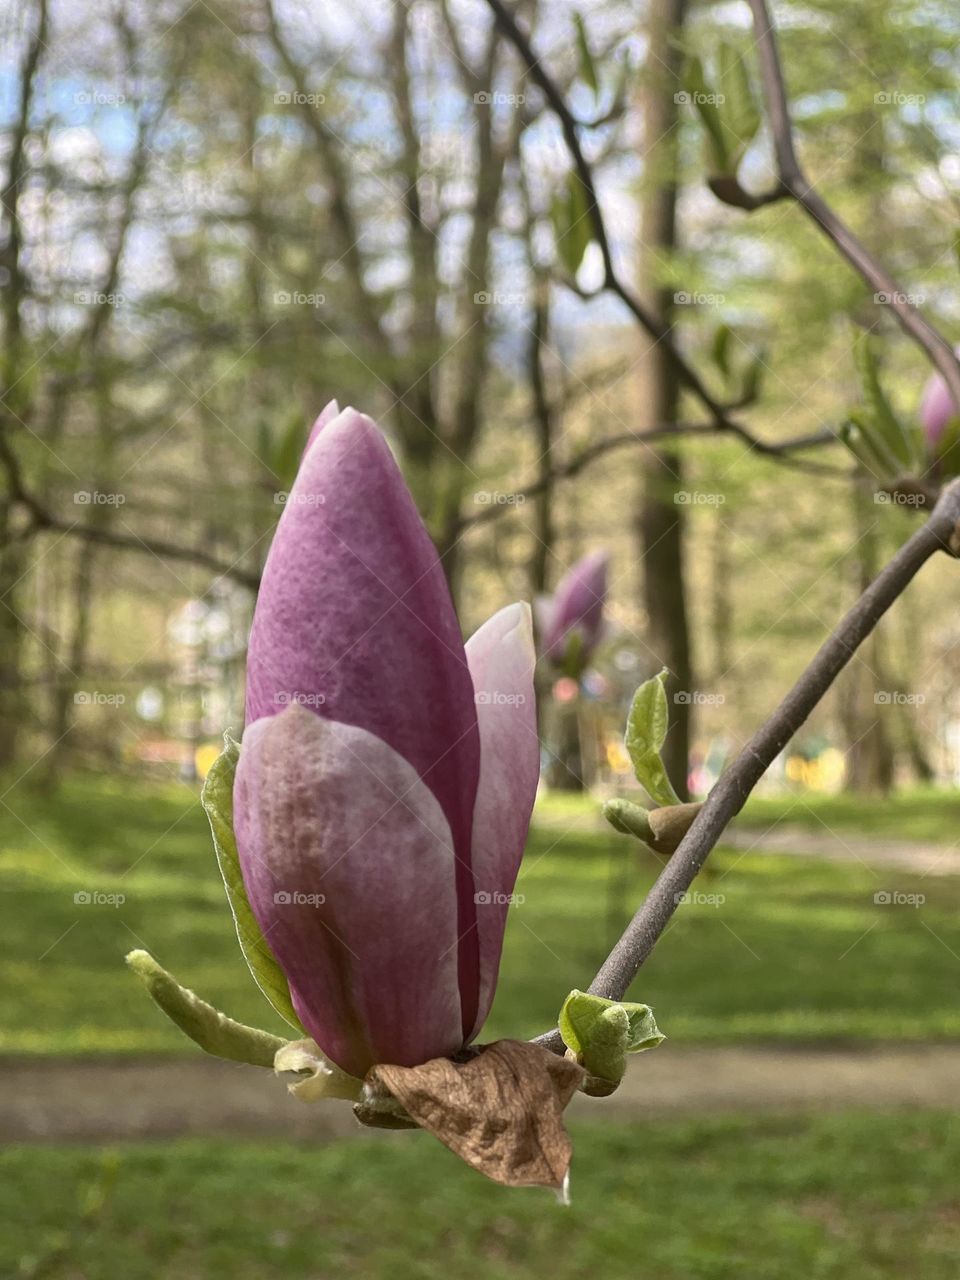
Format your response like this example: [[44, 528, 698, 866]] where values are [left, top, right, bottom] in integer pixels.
[[745, 0, 960, 407], [535, 475, 960, 1052], [483, 0, 729, 423], [460, 421, 847, 530], [0, 433, 259, 589]]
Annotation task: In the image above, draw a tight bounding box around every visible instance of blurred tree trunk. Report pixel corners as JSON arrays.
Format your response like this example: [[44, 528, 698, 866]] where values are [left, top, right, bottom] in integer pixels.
[[841, 108, 896, 794], [0, 0, 47, 768], [636, 0, 691, 800], [840, 476, 894, 794]]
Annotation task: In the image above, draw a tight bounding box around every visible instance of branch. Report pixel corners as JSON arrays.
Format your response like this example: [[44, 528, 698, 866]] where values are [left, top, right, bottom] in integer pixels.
[[0, 433, 259, 590], [483, 0, 728, 423], [535, 476, 960, 1052], [745, 0, 960, 408], [460, 421, 847, 530]]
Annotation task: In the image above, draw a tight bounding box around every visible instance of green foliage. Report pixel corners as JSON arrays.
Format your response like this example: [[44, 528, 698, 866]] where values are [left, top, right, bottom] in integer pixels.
[[573, 12, 599, 98], [5, 1114, 960, 1277], [683, 43, 760, 178], [559, 989, 664, 1084], [551, 172, 593, 277], [4, 777, 960, 1056], [624, 668, 681, 808]]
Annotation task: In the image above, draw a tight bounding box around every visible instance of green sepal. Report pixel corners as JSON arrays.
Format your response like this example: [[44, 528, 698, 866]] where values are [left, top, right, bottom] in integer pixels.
[[125, 950, 287, 1068], [559, 989, 665, 1085], [624, 668, 682, 808], [201, 733, 304, 1032]]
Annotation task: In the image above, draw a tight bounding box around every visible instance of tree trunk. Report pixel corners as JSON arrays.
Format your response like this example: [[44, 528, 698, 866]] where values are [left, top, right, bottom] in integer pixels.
[[636, 0, 691, 800]]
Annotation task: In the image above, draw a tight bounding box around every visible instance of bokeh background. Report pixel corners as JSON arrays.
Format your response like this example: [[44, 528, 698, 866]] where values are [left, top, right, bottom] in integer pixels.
[[2, 0, 960, 1276]]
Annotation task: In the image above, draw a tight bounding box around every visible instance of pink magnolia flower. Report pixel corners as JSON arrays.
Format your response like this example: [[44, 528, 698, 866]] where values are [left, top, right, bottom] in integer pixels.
[[234, 404, 539, 1079], [919, 346, 960, 449], [537, 549, 609, 674]]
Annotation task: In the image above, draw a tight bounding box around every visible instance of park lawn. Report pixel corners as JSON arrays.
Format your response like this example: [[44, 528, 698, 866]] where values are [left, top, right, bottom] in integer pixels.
[[4, 1111, 960, 1280], [1, 774, 960, 1054], [737, 786, 960, 843]]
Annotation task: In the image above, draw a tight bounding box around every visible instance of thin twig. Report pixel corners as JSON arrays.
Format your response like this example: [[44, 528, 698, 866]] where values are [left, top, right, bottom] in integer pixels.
[[746, 0, 960, 407], [536, 476, 960, 1052], [460, 421, 846, 530]]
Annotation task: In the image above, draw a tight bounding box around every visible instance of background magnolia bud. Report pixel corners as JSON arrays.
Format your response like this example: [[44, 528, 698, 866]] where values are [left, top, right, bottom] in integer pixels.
[[919, 345, 960, 449]]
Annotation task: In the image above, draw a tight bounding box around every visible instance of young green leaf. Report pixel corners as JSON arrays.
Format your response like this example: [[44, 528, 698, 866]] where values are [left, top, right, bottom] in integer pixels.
[[559, 989, 665, 1086], [201, 734, 304, 1031], [551, 172, 593, 277], [573, 12, 599, 98], [685, 55, 730, 175], [854, 336, 914, 472], [716, 42, 760, 166], [624, 668, 681, 807]]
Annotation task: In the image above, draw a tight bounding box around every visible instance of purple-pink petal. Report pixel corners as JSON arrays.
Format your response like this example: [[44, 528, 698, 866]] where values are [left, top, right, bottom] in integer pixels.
[[244, 409, 482, 1033], [919, 347, 960, 450], [234, 706, 463, 1078], [540, 549, 609, 664], [464, 603, 539, 1039]]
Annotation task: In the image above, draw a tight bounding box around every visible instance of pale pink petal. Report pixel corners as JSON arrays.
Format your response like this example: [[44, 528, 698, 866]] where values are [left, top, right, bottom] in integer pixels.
[[464, 602, 539, 1039]]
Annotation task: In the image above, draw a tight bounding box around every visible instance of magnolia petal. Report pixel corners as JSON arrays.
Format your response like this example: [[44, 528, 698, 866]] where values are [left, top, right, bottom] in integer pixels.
[[274, 1038, 363, 1102], [243, 408, 482, 1033], [541, 549, 608, 664], [464, 603, 539, 1039], [920, 371, 957, 448], [234, 706, 464, 1078], [302, 398, 341, 457]]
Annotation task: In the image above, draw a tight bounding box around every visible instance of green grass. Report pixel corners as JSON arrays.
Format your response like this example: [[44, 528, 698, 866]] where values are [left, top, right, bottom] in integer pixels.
[[2, 774, 960, 1055], [5, 1113, 960, 1279], [739, 787, 960, 842]]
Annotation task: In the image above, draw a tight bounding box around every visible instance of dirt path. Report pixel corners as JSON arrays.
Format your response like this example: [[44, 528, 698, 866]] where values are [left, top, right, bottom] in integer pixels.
[[5, 1044, 959, 1143], [536, 807, 960, 876], [725, 826, 960, 875]]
